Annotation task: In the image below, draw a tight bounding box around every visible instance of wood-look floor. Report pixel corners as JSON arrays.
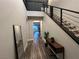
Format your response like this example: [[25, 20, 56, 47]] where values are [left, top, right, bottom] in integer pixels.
[[25, 39, 57, 59]]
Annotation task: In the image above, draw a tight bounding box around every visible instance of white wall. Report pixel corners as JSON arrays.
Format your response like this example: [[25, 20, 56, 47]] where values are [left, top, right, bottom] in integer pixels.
[[42, 13, 79, 59], [0, 0, 27, 59], [26, 20, 33, 41]]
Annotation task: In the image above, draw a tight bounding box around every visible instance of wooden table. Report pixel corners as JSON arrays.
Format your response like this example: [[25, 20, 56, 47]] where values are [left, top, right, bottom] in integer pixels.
[[46, 38, 64, 59]]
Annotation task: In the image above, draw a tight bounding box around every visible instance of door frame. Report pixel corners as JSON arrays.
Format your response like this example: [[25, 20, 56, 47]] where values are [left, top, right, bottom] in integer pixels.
[[32, 20, 42, 38]]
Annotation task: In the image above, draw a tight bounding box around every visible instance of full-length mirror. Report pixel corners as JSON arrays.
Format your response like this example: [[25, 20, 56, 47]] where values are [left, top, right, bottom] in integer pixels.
[[13, 25, 25, 59]]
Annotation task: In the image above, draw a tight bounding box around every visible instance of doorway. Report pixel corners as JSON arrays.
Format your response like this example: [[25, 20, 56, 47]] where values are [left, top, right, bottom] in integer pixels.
[[32, 21, 40, 44]]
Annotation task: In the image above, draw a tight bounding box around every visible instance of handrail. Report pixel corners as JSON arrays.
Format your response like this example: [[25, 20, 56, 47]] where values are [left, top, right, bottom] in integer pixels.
[[50, 6, 79, 14], [48, 5, 79, 44]]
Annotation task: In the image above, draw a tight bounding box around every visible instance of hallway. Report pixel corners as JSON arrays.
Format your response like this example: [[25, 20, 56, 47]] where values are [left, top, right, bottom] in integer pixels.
[[25, 39, 57, 59]]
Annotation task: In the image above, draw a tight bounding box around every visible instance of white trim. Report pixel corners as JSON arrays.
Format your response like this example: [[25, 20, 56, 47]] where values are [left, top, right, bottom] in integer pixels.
[[24, 39, 34, 51], [24, 43, 27, 51]]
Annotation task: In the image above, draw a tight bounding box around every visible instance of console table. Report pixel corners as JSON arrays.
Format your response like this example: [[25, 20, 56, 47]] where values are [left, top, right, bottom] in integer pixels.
[[46, 38, 64, 59]]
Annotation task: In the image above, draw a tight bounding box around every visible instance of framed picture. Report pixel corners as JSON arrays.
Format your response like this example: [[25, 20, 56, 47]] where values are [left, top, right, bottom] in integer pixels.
[[13, 25, 25, 59]]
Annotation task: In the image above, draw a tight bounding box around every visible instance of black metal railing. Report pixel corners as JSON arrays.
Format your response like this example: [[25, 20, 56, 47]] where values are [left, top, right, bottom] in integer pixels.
[[49, 6, 79, 25], [45, 5, 79, 44]]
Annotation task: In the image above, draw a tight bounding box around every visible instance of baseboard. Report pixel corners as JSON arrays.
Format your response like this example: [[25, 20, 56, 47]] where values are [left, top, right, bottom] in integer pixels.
[[42, 37, 46, 43], [24, 43, 27, 51], [24, 39, 34, 51]]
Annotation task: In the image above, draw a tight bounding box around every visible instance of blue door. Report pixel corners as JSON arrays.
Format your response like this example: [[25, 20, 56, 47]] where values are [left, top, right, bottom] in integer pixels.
[[32, 22, 40, 44]]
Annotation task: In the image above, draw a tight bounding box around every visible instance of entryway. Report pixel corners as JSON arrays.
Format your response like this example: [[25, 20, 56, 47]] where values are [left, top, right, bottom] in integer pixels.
[[32, 21, 41, 44]]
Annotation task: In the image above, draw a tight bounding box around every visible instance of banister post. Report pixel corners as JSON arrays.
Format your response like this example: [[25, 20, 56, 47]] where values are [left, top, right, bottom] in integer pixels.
[[60, 9, 63, 26], [50, 6, 53, 19]]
